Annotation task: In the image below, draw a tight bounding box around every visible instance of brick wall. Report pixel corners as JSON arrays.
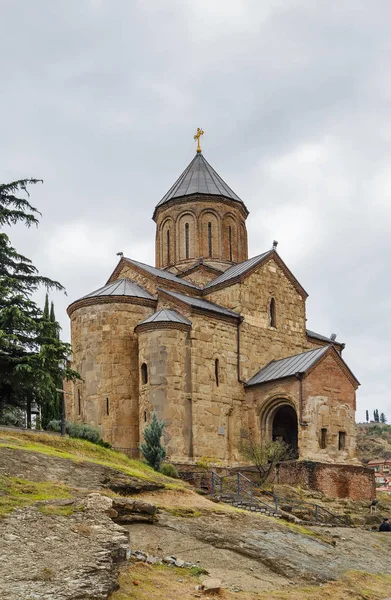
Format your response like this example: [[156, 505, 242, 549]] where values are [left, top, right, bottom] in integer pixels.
[[275, 461, 375, 501]]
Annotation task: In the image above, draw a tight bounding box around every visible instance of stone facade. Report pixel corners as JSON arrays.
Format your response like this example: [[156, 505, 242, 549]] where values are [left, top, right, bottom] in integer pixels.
[[244, 349, 357, 464], [136, 322, 192, 462], [65, 148, 368, 498]]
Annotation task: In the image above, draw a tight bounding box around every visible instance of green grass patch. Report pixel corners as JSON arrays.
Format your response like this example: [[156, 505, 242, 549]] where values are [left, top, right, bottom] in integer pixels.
[[0, 431, 186, 489], [0, 475, 71, 517], [37, 503, 78, 517], [277, 519, 335, 544], [188, 566, 208, 577]]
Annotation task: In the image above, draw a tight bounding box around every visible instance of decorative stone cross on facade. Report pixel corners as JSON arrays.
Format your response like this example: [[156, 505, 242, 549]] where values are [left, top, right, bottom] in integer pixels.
[[194, 127, 204, 153]]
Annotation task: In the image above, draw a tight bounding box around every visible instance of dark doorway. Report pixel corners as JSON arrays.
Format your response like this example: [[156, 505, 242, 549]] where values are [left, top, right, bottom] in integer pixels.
[[272, 405, 298, 458]]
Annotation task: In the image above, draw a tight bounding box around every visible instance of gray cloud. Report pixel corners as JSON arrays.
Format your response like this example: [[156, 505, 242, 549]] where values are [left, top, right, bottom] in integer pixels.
[[1, 0, 390, 421]]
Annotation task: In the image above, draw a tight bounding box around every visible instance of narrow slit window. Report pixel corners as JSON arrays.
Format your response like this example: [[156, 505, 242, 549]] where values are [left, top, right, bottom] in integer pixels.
[[338, 431, 346, 451], [78, 389, 81, 415], [320, 428, 327, 449], [270, 297, 276, 328], [106, 397, 109, 416], [185, 223, 190, 259], [167, 229, 170, 264], [144, 411, 147, 423], [208, 222, 212, 257], [228, 225, 233, 262], [141, 363, 148, 385], [215, 358, 219, 387]]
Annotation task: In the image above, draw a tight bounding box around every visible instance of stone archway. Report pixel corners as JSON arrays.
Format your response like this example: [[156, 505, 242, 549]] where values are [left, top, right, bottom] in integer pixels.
[[272, 405, 298, 457], [260, 398, 299, 459]]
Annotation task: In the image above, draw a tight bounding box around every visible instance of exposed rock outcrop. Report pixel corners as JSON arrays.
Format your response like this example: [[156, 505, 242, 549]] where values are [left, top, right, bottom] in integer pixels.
[[0, 496, 130, 600]]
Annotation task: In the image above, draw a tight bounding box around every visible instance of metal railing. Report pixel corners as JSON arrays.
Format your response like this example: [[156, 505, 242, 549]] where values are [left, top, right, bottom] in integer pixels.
[[206, 470, 351, 526]]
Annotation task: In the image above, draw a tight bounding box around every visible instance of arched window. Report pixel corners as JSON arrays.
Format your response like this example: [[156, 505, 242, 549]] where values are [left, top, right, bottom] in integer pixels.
[[215, 358, 219, 386], [320, 428, 327, 449], [228, 225, 233, 262], [208, 222, 212, 257], [269, 297, 276, 328], [141, 363, 148, 385], [185, 223, 190, 259], [167, 229, 170, 264]]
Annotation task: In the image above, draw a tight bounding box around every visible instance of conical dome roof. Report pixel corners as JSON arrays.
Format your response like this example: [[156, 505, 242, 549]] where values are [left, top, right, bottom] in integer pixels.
[[153, 153, 247, 219], [80, 278, 154, 300]]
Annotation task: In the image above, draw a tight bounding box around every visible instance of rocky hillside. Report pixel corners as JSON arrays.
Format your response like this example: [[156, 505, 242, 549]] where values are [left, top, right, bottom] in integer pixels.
[[356, 423, 391, 463], [1, 429, 391, 600]]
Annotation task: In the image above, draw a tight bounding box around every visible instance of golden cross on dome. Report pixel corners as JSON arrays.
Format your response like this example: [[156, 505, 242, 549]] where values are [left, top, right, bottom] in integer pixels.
[[193, 127, 204, 153]]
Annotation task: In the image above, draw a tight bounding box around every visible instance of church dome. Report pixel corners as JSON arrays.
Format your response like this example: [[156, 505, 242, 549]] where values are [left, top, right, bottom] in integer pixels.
[[153, 153, 248, 219], [153, 143, 249, 273]]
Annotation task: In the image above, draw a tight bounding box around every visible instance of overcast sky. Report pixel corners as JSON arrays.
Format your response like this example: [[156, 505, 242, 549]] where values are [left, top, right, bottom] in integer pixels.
[[1, 0, 390, 422]]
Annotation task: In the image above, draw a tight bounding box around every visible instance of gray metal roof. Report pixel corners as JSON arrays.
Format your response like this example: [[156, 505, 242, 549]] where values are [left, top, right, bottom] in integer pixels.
[[306, 329, 343, 345], [155, 153, 246, 212], [81, 278, 154, 300], [124, 257, 200, 289], [204, 250, 272, 289], [137, 308, 191, 326], [159, 288, 241, 319], [246, 346, 330, 387]]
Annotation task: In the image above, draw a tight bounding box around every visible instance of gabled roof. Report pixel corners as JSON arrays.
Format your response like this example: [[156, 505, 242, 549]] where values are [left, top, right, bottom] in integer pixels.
[[153, 153, 248, 218], [137, 308, 191, 327], [245, 345, 359, 388], [204, 249, 308, 298], [246, 346, 329, 386], [81, 278, 154, 300], [204, 251, 272, 289], [108, 257, 201, 290], [159, 288, 242, 320]]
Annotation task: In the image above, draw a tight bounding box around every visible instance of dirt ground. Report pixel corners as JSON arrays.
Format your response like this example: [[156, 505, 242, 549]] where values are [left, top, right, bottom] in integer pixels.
[[111, 562, 391, 600]]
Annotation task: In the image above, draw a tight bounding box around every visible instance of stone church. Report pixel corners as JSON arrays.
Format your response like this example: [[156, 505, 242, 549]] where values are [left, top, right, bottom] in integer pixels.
[[66, 132, 359, 468]]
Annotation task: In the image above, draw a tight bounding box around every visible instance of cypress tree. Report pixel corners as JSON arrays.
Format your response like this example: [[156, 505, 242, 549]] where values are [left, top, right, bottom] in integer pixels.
[[366, 410, 369, 423], [140, 412, 166, 471], [39, 297, 65, 427], [380, 413, 387, 424], [43, 293, 49, 319]]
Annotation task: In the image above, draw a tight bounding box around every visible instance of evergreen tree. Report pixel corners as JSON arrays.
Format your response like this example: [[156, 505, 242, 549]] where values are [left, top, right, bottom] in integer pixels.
[[380, 413, 387, 424], [43, 293, 49, 319], [49, 301, 56, 328], [39, 295, 64, 428], [0, 179, 79, 422], [373, 409, 380, 423], [140, 412, 166, 471], [366, 410, 369, 423]]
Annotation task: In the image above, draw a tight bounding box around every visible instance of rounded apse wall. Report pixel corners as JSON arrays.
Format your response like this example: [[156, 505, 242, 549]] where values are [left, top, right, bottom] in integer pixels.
[[68, 299, 153, 450]]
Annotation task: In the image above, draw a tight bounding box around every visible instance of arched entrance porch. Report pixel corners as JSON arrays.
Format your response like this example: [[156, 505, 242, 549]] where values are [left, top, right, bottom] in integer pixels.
[[260, 398, 299, 459]]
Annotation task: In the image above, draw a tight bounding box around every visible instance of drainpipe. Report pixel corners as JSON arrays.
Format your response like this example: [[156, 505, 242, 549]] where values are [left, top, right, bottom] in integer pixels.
[[295, 372, 308, 427], [186, 330, 194, 460], [237, 317, 244, 383]]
